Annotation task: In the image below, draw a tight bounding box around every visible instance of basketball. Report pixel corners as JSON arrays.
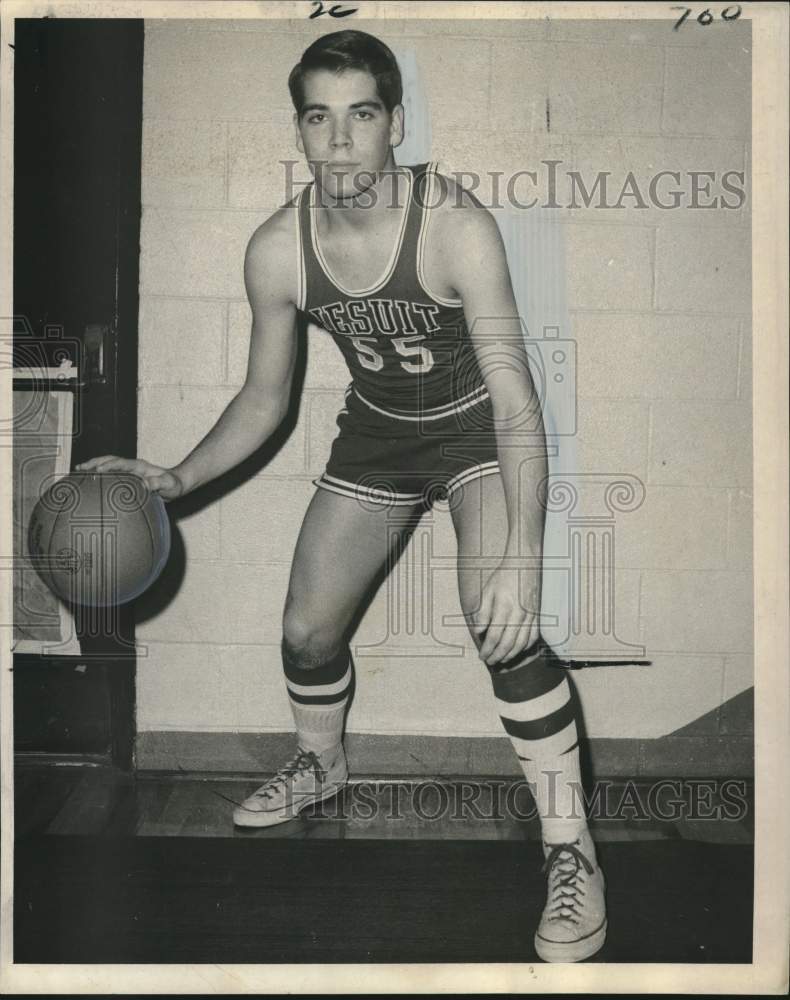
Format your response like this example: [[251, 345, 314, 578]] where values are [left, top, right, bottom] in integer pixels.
[[27, 471, 171, 607]]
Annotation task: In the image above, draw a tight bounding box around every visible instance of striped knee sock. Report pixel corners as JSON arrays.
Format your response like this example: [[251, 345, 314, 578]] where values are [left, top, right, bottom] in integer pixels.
[[491, 640, 588, 844], [282, 642, 352, 755]]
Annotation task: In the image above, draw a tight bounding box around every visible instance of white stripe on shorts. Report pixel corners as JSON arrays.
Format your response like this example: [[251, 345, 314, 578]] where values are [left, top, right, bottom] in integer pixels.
[[444, 461, 501, 497], [314, 474, 425, 506]]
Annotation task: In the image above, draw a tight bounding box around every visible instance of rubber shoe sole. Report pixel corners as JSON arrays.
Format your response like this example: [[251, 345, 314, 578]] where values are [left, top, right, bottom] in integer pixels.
[[232, 778, 347, 828], [534, 916, 607, 963]]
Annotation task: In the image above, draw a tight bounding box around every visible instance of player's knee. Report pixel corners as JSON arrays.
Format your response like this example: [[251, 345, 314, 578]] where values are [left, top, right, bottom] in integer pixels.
[[282, 605, 344, 671]]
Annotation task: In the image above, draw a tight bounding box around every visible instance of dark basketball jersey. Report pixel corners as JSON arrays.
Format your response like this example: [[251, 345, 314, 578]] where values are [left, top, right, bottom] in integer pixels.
[[295, 161, 487, 417]]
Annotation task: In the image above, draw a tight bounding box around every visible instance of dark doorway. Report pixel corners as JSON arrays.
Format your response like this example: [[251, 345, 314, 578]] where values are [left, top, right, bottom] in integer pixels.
[[13, 18, 144, 768]]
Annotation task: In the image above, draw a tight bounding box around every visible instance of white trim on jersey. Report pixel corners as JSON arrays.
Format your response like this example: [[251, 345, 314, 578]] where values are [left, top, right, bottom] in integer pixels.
[[444, 460, 501, 497], [295, 188, 306, 312], [416, 162, 465, 309], [308, 168, 414, 298], [352, 382, 490, 421]]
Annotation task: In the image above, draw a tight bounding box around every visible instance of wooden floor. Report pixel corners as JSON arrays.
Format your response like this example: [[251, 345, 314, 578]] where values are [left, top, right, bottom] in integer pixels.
[[13, 763, 755, 964], [15, 834, 754, 964], [14, 763, 754, 843]]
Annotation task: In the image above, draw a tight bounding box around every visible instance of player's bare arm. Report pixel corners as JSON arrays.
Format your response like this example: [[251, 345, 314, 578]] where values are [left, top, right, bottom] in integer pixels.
[[76, 209, 300, 500], [431, 183, 548, 661]]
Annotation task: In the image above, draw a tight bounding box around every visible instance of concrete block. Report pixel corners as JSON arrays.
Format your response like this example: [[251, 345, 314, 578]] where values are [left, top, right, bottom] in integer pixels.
[[567, 135, 747, 226], [722, 653, 754, 700], [489, 41, 552, 133], [249, 437, 311, 480], [573, 398, 650, 478], [403, 36, 492, 130], [136, 560, 291, 645], [614, 486, 728, 570], [639, 569, 753, 654], [648, 400, 752, 487], [136, 641, 292, 732], [136, 642, 228, 731], [171, 504, 222, 563], [205, 305, 311, 472], [349, 652, 501, 737], [144, 23, 302, 122], [565, 223, 653, 312], [220, 476, 315, 564], [140, 208, 265, 299], [345, 517, 475, 666], [726, 488, 753, 571], [228, 304, 348, 390], [573, 313, 740, 401], [655, 225, 750, 315], [142, 119, 226, 209], [138, 385, 238, 469], [431, 130, 574, 214], [548, 43, 663, 135], [138, 297, 225, 387], [229, 644, 295, 731], [574, 652, 724, 738], [546, 19, 669, 45], [663, 44, 751, 139], [540, 567, 643, 663], [228, 121, 311, 210]]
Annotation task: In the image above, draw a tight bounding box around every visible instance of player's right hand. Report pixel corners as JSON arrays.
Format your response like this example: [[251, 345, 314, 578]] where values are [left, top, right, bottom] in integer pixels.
[[73, 456, 185, 502]]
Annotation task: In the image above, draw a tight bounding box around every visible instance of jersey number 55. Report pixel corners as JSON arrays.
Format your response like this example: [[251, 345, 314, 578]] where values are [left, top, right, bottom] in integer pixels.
[[350, 334, 435, 374]]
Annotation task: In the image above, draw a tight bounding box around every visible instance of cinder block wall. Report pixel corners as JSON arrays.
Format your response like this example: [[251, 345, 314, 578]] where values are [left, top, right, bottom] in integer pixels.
[[136, 17, 753, 775]]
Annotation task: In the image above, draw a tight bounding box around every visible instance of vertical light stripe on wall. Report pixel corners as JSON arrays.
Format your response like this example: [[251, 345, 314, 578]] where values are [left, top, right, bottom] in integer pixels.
[[391, 47, 577, 658], [391, 48, 432, 165], [492, 206, 579, 659]]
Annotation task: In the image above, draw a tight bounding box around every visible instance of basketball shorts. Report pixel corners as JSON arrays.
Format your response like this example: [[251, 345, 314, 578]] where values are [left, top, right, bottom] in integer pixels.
[[313, 384, 501, 509]]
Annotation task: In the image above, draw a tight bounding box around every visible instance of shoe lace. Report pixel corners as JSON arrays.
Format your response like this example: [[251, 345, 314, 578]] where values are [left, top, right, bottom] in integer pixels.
[[252, 747, 327, 802], [540, 839, 595, 924]]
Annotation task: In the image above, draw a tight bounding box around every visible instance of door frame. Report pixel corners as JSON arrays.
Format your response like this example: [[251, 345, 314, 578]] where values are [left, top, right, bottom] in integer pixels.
[[12, 18, 144, 770]]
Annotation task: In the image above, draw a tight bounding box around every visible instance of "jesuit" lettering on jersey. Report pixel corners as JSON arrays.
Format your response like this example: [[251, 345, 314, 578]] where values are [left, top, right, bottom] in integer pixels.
[[307, 298, 441, 338]]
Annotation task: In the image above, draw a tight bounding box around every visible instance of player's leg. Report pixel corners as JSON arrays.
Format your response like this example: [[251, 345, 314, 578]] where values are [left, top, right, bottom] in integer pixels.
[[233, 486, 422, 827], [281, 485, 420, 752], [449, 469, 606, 963]]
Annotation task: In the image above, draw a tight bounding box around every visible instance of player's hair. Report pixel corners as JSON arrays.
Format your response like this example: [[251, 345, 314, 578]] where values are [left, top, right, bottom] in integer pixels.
[[288, 30, 403, 116]]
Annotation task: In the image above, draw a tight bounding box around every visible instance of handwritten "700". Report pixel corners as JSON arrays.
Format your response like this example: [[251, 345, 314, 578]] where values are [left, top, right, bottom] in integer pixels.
[[671, 5, 742, 30]]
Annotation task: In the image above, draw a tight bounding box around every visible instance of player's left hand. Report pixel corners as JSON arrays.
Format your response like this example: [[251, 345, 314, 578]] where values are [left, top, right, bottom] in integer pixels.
[[472, 564, 542, 667]]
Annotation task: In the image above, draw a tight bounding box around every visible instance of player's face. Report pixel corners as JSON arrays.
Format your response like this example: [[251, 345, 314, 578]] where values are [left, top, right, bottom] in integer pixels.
[[294, 68, 404, 202]]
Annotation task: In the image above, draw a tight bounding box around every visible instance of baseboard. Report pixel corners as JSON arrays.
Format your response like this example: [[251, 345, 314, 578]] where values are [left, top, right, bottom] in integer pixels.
[[135, 731, 754, 778]]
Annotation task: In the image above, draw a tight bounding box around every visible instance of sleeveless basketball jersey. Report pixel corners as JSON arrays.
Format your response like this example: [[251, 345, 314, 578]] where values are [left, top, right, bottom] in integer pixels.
[[295, 162, 487, 416]]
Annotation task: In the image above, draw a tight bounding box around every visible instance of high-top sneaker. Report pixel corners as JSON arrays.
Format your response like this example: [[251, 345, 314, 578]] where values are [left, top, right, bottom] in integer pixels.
[[233, 744, 348, 828], [534, 827, 607, 962]]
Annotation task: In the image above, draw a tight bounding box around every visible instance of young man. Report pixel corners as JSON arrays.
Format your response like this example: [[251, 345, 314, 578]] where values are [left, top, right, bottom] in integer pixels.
[[77, 30, 606, 963]]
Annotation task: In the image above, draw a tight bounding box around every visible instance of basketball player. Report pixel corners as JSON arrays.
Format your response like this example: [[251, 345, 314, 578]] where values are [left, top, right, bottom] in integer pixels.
[[77, 30, 606, 963]]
